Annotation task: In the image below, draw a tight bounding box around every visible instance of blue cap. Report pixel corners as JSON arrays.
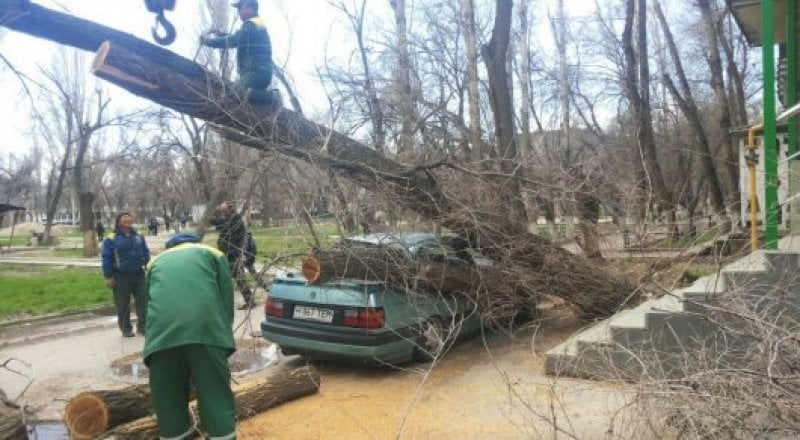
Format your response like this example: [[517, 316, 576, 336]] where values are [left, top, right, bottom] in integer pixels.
[[166, 233, 201, 249]]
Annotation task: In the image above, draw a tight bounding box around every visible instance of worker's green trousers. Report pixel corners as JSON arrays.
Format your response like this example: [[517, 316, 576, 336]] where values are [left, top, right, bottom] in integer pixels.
[[148, 344, 237, 440]]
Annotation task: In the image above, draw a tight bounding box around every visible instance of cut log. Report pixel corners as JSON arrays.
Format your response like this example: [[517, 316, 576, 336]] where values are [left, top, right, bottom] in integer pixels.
[[0, 0, 640, 320], [64, 385, 151, 439], [109, 366, 320, 439], [302, 248, 411, 285], [0, 400, 26, 440]]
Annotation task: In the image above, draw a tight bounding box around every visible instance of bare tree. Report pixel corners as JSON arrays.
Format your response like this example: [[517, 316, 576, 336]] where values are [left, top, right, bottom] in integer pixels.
[[389, 0, 416, 161], [461, 0, 484, 161], [481, 0, 528, 231], [622, 0, 674, 224], [653, 0, 727, 228], [329, 0, 386, 155]]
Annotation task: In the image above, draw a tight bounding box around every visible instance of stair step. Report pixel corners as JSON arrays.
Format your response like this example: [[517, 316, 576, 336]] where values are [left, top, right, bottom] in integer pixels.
[[764, 251, 800, 272], [722, 250, 766, 272], [544, 246, 800, 380]]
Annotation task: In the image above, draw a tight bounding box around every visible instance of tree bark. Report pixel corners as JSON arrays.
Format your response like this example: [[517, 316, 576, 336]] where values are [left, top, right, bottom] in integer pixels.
[[389, 0, 415, 161], [517, 3, 531, 159], [698, 0, 736, 225], [351, 0, 385, 155], [653, 0, 727, 223], [0, 400, 25, 440], [108, 366, 320, 440], [480, 0, 529, 232], [74, 133, 96, 256], [461, 0, 483, 161], [0, 0, 639, 320], [302, 247, 492, 295], [64, 385, 151, 438], [622, 0, 672, 208], [43, 132, 72, 245]]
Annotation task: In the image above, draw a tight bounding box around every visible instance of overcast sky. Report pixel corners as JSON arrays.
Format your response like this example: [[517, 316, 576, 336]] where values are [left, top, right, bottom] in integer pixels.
[[0, 0, 595, 157]]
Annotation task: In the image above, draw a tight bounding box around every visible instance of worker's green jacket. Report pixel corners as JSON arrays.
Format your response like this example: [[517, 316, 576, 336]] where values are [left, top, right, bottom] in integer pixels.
[[143, 242, 235, 365], [204, 16, 272, 79]]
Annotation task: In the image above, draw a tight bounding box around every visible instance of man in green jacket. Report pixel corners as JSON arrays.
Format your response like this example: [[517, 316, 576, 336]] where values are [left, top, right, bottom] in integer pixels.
[[201, 0, 273, 105], [144, 233, 236, 439]]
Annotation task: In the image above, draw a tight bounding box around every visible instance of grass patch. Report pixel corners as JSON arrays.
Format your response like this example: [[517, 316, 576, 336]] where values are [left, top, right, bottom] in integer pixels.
[[202, 222, 340, 265], [0, 235, 30, 246], [0, 264, 110, 317]]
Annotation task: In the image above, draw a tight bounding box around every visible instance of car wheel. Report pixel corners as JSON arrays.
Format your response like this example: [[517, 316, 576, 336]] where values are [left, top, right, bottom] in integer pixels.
[[412, 318, 452, 363]]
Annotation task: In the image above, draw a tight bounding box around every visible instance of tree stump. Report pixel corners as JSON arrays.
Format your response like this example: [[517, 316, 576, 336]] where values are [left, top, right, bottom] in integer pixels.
[[64, 385, 151, 439]]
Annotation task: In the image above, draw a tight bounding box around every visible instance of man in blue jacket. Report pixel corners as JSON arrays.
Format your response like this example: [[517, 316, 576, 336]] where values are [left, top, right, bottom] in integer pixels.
[[102, 212, 151, 337]]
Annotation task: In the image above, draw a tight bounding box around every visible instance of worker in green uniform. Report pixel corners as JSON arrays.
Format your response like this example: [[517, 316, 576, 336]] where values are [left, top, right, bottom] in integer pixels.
[[201, 0, 273, 104], [144, 233, 237, 440]]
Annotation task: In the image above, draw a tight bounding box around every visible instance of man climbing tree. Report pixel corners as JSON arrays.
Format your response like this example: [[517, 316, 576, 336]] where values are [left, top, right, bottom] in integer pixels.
[[200, 0, 275, 105]]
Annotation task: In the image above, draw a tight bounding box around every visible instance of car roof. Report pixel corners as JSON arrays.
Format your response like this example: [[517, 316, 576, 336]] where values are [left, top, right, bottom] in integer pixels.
[[343, 232, 441, 247]]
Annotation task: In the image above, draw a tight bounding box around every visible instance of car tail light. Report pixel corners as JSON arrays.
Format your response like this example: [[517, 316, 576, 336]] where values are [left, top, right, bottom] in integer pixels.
[[343, 307, 385, 329], [265, 297, 284, 317]]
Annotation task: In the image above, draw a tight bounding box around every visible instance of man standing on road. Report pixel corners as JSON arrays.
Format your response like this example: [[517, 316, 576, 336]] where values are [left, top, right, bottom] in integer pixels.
[[243, 231, 266, 290], [144, 233, 236, 440], [200, 0, 275, 106], [211, 201, 255, 309], [101, 212, 150, 337]]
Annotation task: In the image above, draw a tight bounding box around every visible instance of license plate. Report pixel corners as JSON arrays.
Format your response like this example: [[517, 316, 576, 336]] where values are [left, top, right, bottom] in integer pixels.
[[293, 305, 334, 323]]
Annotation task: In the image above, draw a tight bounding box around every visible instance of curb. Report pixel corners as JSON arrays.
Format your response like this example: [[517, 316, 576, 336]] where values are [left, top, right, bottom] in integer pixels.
[[0, 304, 116, 329], [0, 321, 116, 349]]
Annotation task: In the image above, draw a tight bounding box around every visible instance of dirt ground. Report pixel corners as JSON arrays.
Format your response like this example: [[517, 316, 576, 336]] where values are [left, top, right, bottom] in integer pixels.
[[239, 311, 644, 440]]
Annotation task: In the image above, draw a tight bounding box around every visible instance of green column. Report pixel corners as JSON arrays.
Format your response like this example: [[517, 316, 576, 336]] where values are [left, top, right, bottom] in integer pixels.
[[763, 0, 779, 249]]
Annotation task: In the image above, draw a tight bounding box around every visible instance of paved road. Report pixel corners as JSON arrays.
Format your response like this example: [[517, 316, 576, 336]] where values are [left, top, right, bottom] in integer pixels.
[[0, 291, 268, 421]]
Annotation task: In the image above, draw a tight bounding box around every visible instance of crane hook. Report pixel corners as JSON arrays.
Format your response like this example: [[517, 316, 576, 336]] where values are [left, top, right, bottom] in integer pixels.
[[151, 12, 176, 46]]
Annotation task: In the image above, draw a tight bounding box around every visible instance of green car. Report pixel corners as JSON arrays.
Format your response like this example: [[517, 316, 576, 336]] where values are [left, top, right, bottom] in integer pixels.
[[260, 233, 485, 365]]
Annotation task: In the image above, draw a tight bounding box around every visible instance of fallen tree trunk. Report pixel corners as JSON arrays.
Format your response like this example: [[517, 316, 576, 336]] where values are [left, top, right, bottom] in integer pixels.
[[302, 248, 488, 296], [0, 0, 640, 320], [108, 366, 320, 440], [64, 385, 151, 439], [0, 400, 25, 440]]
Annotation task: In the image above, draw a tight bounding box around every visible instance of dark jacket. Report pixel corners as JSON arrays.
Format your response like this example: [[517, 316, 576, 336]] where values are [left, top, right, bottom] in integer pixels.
[[211, 213, 246, 260], [101, 227, 151, 278], [203, 16, 272, 78], [244, 233, 257, 264], [143, 234, 234, 365]]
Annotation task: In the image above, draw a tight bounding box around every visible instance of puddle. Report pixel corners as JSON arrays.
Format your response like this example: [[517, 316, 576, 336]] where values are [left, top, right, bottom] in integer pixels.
[[111, 340, 280, 379], [27, 421, 69, 440], [230, 342, 280, 376], [110, 353, 148, 380]]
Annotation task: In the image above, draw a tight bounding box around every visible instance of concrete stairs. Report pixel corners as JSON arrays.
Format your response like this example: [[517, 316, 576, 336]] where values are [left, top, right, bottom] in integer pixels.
[[545, 247, 800, 379]]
